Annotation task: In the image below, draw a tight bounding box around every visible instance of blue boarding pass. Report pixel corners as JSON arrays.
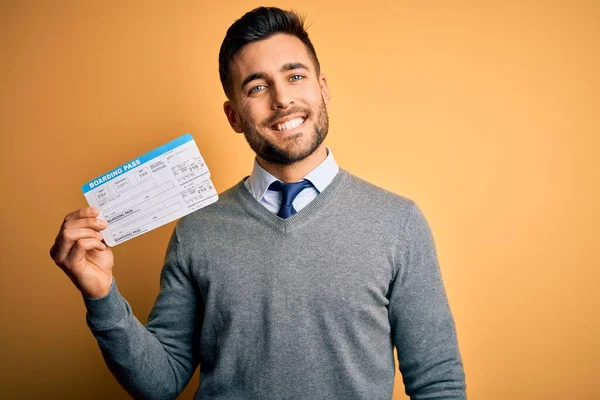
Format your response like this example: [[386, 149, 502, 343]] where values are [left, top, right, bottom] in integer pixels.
[[82, 134, 218, 246]]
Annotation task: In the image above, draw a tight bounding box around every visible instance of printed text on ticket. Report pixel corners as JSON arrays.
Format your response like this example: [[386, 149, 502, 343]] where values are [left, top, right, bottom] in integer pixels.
[[82, 134, 218, 246]]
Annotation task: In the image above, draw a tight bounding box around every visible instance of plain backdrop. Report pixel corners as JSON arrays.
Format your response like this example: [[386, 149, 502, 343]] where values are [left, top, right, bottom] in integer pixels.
[[1, 1, 599, 399]]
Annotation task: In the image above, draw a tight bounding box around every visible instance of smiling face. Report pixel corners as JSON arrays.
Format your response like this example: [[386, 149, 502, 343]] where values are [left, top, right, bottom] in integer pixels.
[[223, 33, 330, 166]]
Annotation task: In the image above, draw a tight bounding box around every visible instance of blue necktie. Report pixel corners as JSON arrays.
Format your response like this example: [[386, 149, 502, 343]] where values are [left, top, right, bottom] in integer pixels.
[[268, 180, 314, 218]]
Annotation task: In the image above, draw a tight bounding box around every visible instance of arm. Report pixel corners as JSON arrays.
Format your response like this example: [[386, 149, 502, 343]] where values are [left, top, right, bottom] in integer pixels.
[[50, 207, 201, 400], [85, 226, 202, 400], [389, 203, 466, 399]]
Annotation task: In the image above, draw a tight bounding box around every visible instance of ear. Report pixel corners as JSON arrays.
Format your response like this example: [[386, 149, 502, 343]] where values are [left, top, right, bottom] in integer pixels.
[[223, 101, 243, 133], [319, 73, 331, 107]]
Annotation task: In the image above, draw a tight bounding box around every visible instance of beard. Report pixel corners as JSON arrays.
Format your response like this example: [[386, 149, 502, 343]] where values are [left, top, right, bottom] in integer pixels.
[[240, 99, 329, 165]]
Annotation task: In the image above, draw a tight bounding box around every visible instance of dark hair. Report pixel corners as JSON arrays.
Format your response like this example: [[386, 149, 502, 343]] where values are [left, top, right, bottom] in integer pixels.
[[218, 7, 321, 99]]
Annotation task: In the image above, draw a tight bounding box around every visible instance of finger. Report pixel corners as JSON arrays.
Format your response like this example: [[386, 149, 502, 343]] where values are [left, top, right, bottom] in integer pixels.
[[66, 238, 107, 268], [49, 242, 58, 259], [52, 208, 102, 264], [54, 228, 104, 266], [63, 217, 108, 232], [64, 207, 100, 223]]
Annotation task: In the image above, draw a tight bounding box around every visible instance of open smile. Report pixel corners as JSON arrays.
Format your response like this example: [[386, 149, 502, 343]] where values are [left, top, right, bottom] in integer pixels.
[[270, 116, 307, 133]]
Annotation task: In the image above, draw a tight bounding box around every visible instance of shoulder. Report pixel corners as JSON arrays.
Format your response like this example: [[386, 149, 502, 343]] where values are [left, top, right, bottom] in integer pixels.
[[337, 170, 435, 258], [340, 170, 437, 251], [340, 169, 417, 217]]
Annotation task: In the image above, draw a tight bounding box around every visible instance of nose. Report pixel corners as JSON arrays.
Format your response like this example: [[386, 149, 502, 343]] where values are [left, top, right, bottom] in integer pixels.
[[271, 81, 293, 110]]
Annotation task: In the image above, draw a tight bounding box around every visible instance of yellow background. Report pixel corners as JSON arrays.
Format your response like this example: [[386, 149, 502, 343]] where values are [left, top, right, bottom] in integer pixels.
[[1, 1, 598, 399]]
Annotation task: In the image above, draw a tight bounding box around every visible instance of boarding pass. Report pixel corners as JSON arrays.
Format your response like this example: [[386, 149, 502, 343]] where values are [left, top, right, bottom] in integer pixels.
[[81, 134, 218, 246]]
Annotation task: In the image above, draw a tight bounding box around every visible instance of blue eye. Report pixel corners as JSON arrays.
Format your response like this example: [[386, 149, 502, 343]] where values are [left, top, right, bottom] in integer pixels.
[[290, 74, 303, 81], [250, 85, 266, 94]]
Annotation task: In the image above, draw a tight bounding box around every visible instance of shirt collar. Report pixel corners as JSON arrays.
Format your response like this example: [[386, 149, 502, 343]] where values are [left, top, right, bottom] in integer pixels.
[[246, 147, 339, 202]]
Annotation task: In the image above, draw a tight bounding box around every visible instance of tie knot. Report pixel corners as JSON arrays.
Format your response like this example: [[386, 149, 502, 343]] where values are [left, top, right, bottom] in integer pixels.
[[268, 179, 314, 218]]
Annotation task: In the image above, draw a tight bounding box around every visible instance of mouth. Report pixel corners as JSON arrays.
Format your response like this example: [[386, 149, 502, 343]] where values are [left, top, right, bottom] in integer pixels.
[[270, 115, 307, 133]]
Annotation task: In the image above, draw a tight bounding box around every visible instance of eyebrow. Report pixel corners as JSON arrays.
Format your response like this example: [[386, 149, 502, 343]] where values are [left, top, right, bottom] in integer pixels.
[[240, 62, 310, 91]]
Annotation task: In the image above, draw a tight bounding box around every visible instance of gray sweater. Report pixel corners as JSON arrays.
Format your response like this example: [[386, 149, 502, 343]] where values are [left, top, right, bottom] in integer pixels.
[[85, 169, 466, 399]]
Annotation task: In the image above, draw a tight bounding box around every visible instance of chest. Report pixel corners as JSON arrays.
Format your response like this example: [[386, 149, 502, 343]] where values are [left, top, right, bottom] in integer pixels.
[[192, 221, 399, 324]]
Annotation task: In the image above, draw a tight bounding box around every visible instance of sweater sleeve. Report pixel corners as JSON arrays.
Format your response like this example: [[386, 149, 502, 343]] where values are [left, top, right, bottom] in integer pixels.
[[84, 226, 203, 400], [388, 202, 467, 399]]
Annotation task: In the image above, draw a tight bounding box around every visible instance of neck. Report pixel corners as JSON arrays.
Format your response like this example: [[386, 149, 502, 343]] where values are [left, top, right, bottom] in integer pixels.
[[257, 144, 327, 183]]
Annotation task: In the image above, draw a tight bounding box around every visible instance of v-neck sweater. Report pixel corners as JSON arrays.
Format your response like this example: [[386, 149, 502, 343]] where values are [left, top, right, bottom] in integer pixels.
[[84, 169, 466, 400]]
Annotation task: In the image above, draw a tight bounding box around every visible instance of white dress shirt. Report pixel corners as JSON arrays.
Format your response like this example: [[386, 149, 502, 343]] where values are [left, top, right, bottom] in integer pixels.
[[243, 148, 339, 214]]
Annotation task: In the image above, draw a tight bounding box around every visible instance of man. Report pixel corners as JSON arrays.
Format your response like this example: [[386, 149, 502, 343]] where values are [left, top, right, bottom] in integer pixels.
[[50, 7, 466, 400]]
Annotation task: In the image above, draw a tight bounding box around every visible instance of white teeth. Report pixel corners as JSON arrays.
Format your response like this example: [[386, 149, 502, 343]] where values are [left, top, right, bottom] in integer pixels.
[[274, 117, 304, 131]]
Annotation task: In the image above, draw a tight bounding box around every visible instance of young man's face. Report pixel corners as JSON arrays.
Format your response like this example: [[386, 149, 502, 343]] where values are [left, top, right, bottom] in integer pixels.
[[224, 33, 330, 165]]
